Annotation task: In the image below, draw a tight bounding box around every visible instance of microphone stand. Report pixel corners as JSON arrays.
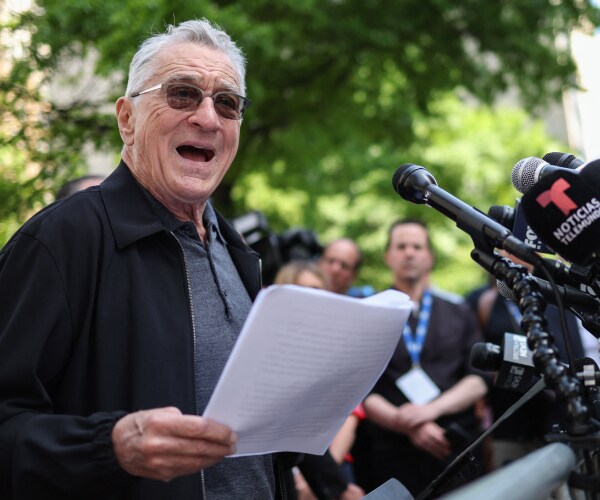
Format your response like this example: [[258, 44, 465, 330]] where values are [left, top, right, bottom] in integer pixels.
[[391, 164, 600, 495], [470, 247, 600, 499], [470, 248, 591, 434], [414, 225, 596, 498], [419, 245, 600, 499]]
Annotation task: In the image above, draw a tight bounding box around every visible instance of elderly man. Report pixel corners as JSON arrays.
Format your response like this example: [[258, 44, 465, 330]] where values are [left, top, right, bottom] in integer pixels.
[[0, 19, 288, 500]]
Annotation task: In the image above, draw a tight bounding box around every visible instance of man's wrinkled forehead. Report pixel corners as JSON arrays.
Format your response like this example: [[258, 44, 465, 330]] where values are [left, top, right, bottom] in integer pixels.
[[154, 43, 242, 90]]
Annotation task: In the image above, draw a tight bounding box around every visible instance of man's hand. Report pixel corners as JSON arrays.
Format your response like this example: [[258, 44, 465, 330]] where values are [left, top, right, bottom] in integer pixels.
[[112, 406, 237, 481], [408, 421, 451, 459], [394, 402, 440, 431]]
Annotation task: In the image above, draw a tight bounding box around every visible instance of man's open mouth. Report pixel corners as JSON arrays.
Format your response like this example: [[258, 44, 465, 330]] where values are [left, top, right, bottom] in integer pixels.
[[176, 145, 216, 162]]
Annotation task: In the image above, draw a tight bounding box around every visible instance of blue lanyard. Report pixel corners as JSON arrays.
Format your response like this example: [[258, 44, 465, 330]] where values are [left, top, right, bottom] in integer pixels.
[[403, 290, 432, 365]]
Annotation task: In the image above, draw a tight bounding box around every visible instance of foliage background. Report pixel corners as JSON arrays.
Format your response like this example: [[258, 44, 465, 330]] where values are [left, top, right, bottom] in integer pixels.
[[2, 0, 599, 293]]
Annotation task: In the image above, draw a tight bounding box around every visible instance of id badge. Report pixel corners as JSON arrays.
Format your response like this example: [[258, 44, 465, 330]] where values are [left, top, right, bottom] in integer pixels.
[[395, 365, 441, 404]]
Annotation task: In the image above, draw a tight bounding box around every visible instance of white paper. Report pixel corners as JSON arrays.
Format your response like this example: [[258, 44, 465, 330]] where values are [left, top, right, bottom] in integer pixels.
[[203, 285, 411, 457], [395, 365, 441, 404]]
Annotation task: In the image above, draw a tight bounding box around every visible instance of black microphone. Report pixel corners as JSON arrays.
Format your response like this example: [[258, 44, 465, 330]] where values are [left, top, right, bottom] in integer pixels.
[[471, 336, 600, 395], [470, 342, 502, 370], [487, 204, 514, 229], [392, 164, 543, 266], [520, 168, 600, 266], [496, 276, 599, 312], [470, 333, 540, 392], [488, 202, 555, 254], [532, 258, 598, 292], [543, 152, 585, 170], [512, 157, 577, 194], [496, 277, 600, 338]]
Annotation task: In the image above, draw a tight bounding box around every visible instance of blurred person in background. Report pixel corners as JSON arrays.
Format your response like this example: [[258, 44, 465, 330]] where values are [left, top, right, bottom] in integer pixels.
[[353, 218, 487, 496], [319, 238, 374, 298], [56, 174, 106, 200], [274, 260, 365, 500], [274, 260, 329, 290]]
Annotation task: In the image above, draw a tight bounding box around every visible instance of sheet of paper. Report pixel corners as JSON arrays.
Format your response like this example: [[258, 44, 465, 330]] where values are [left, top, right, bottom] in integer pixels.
[[203, 285, 411, 457]]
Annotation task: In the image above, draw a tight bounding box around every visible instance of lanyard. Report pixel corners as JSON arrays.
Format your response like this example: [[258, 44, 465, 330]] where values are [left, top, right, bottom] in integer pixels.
[[403, 290, 432, 365]]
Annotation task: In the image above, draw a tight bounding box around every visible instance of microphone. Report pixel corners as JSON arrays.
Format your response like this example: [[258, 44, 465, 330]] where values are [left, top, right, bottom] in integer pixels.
[[496, 278, 600, 338], [496, 277, 599, 312], [519, 168, 600, 266], [531, 258, 598, 292], [470, 342, 502, 370], [471, 333, 600, 392], [513, 156, 600, 196], [392, 164, 542, 266], [470, 333, 540, 392], [487, 202, 555, 254], [543, 152, 585, 170], [512, 157, 577, 194], [487, 204, 514, 229]]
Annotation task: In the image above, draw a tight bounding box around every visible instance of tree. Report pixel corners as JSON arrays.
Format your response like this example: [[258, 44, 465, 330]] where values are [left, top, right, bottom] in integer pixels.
[[1, 0, 598, 290]]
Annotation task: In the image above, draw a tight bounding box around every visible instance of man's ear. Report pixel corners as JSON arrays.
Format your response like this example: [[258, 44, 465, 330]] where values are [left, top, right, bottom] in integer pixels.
[[116, 97, 135, 146]]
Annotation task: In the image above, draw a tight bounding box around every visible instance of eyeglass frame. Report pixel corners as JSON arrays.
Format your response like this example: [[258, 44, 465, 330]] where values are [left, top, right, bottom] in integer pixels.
[[321, 256, 358, 274], [130, 82, 251, 120]]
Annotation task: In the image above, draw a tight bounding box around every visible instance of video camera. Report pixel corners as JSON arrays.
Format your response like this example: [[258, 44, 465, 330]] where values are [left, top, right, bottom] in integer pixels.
[[231, 211, 323, 286]]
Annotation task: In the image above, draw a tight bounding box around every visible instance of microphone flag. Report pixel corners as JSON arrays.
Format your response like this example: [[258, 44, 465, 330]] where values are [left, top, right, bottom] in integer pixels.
[[521, 169, 600, 266]]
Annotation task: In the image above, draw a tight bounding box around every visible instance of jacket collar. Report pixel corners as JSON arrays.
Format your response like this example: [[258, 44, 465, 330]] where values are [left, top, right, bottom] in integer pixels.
[[100, 161, 166, 249], [100, 160, 262, 297]]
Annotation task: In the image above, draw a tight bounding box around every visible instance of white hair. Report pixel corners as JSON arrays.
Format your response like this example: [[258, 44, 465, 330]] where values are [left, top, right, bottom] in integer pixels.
[[125, 19, 247, 98]]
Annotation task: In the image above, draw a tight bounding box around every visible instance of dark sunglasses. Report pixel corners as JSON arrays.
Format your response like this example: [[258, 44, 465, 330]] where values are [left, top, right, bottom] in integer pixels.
[[131, 82, 251, 120]]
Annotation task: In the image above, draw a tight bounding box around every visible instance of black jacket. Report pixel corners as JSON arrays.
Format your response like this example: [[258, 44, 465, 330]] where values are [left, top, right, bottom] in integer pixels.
[[0, 162, 287, 499]]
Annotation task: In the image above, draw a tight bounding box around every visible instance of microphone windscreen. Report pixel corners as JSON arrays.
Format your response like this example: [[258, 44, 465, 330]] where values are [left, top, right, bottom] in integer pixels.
[[391, 164, 436, 203], [470, 342, 502, 371], [391, 164, 413, 193], [488, 205, 514, 229], [512, 157, 545, 194], [543, 152, 584, 170], [496, 279, 515, 301]]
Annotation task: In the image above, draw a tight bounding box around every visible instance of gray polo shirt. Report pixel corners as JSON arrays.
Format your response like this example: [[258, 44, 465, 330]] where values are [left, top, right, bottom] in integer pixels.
[[144, 193, 275, 499]]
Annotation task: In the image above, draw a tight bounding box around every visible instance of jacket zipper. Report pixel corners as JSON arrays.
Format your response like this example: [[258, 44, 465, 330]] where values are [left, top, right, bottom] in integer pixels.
[[171, 232, 207, 500]]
